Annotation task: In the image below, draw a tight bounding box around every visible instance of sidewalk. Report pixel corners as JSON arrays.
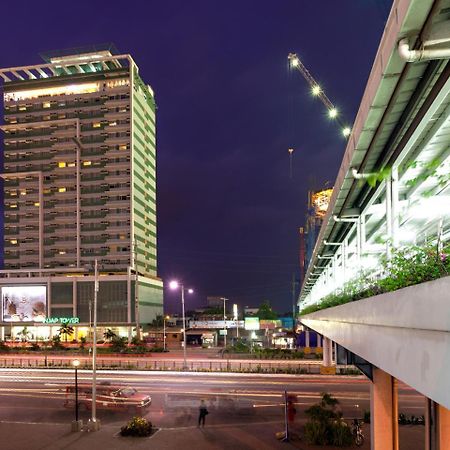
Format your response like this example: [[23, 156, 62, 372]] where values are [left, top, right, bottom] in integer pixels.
[[0, 418, 425, 450], [0, 420, 299, 450]]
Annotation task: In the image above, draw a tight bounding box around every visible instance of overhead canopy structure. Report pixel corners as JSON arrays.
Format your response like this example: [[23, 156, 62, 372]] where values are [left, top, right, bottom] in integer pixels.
[[300, 0, 450, 306]]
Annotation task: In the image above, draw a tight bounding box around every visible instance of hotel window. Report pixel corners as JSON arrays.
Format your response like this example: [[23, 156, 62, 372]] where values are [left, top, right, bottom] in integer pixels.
[[93, 122, 101, 128], [58, 162, 67, 168], [58, 187, 66, 193], [83, 161, 92, 166], [43, 102, 51, 108]]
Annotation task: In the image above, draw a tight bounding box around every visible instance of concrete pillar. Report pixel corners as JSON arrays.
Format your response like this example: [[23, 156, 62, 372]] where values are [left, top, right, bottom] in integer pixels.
[[317, 334, 322, 348], [304, 329, 310, 354], [320, 337, 335, 374], [438, 404, 450, 450], [370, 368, 398, 450], [322, 337, 332, 366], [425, 400, 450, 450]]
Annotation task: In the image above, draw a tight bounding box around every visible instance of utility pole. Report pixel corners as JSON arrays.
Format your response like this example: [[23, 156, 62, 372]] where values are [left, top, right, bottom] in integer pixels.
[[291, 273, 297, 324], [222, 297, 228, 348], [134, 237, 141, 341], [89, 258, 100, 431]]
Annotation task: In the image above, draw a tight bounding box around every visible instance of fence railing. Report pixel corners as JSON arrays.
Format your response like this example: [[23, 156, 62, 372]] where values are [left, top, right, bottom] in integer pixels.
[[0, 357, 317, 373], [0, 357, 359, 375]]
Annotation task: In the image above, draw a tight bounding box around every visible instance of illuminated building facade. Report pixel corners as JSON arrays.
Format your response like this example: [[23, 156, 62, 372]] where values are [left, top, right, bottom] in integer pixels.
[[0, 46, 163, 340]]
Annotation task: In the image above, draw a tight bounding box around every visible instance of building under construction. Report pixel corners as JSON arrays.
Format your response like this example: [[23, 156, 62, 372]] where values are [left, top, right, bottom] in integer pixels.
[[299, 188, 332, 284]]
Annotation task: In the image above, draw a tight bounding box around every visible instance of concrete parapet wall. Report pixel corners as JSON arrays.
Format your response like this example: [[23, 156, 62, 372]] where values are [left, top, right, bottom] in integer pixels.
[[301, 276, 450, 409]]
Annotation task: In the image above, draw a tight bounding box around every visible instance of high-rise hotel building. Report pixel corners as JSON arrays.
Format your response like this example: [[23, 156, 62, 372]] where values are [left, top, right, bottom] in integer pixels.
[[0, 46, 163, 340]]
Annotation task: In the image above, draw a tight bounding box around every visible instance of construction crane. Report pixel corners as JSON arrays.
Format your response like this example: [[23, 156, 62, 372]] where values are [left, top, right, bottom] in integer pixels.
[[288, 52, 351, 138]]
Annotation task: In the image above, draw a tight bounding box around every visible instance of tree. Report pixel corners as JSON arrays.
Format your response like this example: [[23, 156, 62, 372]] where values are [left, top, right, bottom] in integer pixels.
[[257, 301, 277, 320], [150, 315, 164, 327], [103, 328, 117, 342], [17, 326, 32, 342], [58, 324, 74, 342]]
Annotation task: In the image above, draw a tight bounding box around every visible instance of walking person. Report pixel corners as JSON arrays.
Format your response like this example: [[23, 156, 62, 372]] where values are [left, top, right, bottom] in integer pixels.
[[198, 399, 209, 427], [287, 399, 297, 427]]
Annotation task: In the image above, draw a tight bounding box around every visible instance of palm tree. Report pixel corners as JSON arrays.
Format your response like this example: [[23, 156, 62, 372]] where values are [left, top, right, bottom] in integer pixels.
[[103, 328, 117, 342], [58, 324, 74, 342], [17, 326, 31, 342]]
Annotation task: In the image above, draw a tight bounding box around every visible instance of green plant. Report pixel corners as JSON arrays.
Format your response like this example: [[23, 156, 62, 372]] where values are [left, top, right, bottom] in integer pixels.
[[17, 327, 32, 342], [300, 244, 450, 316], [29, 342, 40, 351], [120, 416, 153, 437], [103, 329, 117, 342], [0, 341, 10, 353], [79, 336, 87, 349], [304, 393, 352, 447], [51, 335, 64, 349], [111, 336, 127, 352], [58, 324, 74, 342]]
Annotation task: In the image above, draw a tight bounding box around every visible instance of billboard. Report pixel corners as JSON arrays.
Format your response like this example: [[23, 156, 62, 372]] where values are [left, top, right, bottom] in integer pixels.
[[244, 317, 260, 330], [190, 320, 243, 329], [2, 286, 47, 322], [312, 189, 333, 218]]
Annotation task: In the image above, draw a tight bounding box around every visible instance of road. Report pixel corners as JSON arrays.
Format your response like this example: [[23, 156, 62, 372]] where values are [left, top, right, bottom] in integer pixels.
[[0, 369, 424, 429]]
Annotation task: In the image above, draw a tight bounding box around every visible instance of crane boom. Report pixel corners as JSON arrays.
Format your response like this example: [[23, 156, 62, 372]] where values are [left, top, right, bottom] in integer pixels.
[[288, 52, 350, 137]]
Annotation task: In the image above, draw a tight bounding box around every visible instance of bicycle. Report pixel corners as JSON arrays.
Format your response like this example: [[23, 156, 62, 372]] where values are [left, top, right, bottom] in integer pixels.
[[351, 418, 364, 447]]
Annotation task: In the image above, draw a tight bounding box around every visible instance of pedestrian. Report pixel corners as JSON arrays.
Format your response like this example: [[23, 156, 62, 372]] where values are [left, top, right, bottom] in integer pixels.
[[198, 399, 209, 427], [287, 399, 297, 425]]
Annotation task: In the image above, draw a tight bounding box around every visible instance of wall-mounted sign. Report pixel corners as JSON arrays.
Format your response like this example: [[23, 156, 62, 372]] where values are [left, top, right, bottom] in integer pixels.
[[44, 317, 80, 324], [244, 317, 260, 330], [189, 320, 243, 329], [260, 320, 281, 330]]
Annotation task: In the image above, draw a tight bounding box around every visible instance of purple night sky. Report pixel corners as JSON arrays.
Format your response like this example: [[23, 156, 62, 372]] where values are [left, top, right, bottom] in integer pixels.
[[0, 1, 391, 314]]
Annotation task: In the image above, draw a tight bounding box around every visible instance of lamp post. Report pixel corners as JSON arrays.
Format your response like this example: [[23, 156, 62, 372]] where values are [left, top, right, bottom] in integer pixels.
[[222, 297, 228, 348], [72, 359, 80, 422], [163, 315, 170, 351], [87, 258, 100, 431], [169, 281, 193, 370]]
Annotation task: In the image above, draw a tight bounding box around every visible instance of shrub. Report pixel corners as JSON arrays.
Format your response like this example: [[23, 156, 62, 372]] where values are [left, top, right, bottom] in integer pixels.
[[304, 393, 352, 447], [51, 335, 64, 350], [111, 336, 127, 352], [29, 343, 41, 351], [0, 341, 10, 353], [300, 244, 450, 316], [120, 416, 153, 437]]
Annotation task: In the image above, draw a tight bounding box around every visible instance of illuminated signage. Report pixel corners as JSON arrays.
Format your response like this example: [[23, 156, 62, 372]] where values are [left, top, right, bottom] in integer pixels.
[[312, 188, 333, 218], [244, 317, 260, 330], [44, 317, 79, 324], [4, 82, 100, 102], [2, 286, 46, 322]]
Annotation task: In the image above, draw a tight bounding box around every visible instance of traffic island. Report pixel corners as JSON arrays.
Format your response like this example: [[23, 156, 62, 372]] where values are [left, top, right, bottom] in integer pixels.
[[71, 420, 83, 432], [86, 419, 101, 432]]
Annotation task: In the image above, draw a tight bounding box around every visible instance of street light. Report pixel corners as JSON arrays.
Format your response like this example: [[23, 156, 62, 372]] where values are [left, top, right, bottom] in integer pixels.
[[72, 359, 81, 430], [163, 315, 170, 351], [221, 297, 228, 348], [169, 280, 193, 370]]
